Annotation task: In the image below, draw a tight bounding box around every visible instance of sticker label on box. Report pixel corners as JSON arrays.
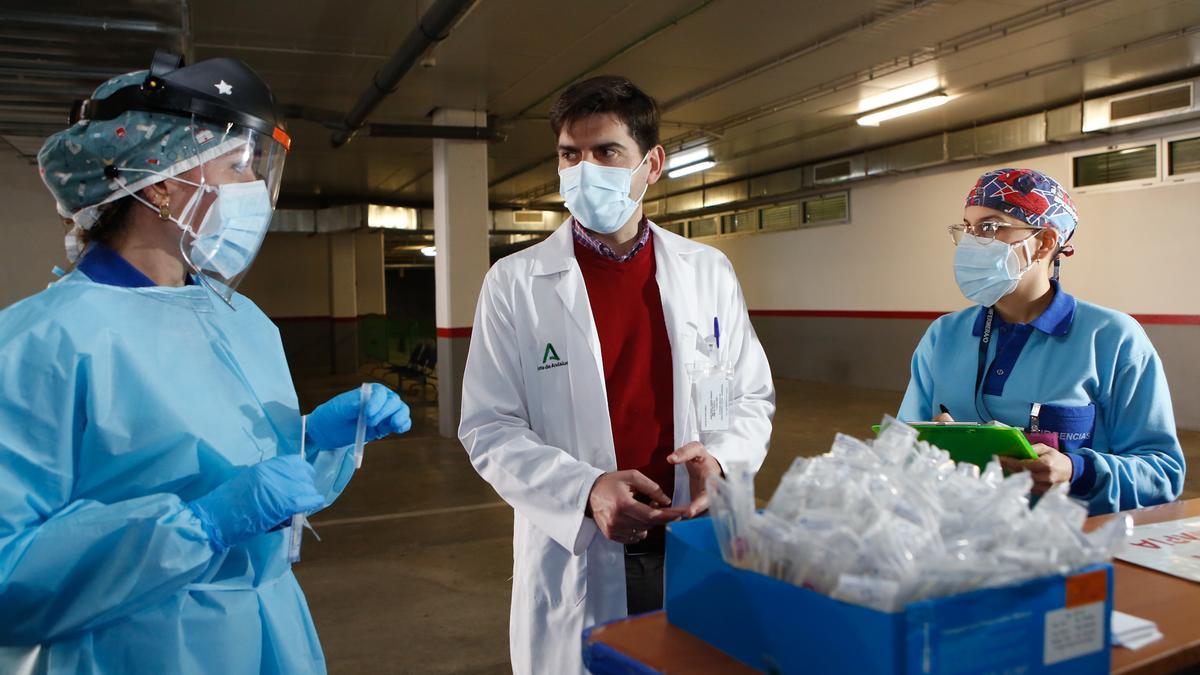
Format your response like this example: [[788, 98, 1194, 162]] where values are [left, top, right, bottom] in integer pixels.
[[1065, 569, 1108, 608], [1043, 601, 1105, 665]]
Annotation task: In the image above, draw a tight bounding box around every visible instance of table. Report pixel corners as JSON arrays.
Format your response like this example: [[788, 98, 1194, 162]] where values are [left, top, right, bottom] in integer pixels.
[[583, 499, 1200, 675], [1093, 499, 1200, 675]]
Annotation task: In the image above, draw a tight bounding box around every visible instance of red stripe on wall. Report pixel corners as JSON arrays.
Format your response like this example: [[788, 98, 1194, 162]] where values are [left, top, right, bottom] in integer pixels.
[[437, 326, 473, 338], [270, 316, 361, 323], [748, 309, 1200, 325], [749, 310, 949, 321], [1131, 314, 1200, 326]]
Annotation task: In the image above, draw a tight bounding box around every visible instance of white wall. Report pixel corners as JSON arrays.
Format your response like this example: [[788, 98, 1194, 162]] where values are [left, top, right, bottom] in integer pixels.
[[0, 150, 69, 310], [708, 130, 1200, 317], [699, 125, 1200, 428]]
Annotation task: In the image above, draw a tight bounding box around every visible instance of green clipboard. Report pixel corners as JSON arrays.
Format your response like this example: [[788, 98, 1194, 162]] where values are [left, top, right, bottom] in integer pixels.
[[871, 422, 1038, 469]]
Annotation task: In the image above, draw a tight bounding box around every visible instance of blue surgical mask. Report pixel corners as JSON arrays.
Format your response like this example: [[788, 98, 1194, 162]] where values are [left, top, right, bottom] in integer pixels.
[[558, 152, 650, 234], [953, 233, 1037, 307], [188, 180, 273, 279]]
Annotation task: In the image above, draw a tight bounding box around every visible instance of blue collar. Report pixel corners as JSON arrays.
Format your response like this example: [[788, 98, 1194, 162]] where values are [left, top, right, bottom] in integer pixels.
[[77, 243, 158, 288], [76, 243, 196, 288], [972, 280, 1076, 337]]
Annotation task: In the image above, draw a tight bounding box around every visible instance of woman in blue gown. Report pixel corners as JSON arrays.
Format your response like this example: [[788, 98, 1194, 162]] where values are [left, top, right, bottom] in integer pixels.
[[0, 52, 411, 673]]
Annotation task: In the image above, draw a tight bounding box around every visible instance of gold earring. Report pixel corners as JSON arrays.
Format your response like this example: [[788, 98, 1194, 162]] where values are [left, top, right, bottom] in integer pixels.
[[158, 200, 171, 220]]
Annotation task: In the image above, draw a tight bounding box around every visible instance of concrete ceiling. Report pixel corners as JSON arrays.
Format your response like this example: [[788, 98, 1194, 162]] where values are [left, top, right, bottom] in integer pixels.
[[0, 1, 186, 156], [3, 0, 1199, 207]]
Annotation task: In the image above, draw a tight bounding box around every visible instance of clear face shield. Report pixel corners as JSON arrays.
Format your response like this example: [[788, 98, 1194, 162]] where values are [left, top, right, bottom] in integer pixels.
[[106, 119, 289, 305], [181, 123, 287, 303], [155, 121, 288, 304]]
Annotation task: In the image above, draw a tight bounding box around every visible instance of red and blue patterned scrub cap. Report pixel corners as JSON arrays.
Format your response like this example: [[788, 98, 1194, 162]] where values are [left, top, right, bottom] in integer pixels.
[[964, 168, 1078, 245]]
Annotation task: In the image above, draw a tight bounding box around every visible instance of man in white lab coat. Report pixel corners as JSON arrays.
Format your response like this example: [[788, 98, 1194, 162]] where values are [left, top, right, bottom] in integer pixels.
[[459, 75, 775, 675]]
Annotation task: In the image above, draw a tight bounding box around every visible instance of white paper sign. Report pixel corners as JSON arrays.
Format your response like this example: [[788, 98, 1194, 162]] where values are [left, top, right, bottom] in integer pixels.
[[1043, 602, 1105, 665], [695, 375, 730, 432], [1114, 517, 1200, 583]]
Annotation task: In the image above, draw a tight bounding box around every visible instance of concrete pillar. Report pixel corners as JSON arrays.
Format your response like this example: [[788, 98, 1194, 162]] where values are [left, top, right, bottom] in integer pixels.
[[355, 230, 386, 315], [355, 230, 389, 362], [329, 232, 359, 374], [432, 108, 490, 438]]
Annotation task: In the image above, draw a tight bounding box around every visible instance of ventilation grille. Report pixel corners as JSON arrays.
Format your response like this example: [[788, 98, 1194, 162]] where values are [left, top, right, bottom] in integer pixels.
[[513, 210, 544, 225], [813, 159, 852, 183], [1083, 79, 1198, 132], [1169, 136, 1200, 176], [689, 217, 719, 238], [762, 203, 801, 231], [1072, 145, 1157, 188], [803, 192, 849, 224], [1110, 84, 1192, 121]]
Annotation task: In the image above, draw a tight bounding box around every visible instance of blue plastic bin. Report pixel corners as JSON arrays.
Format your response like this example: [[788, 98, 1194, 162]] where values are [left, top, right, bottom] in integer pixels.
[[665, 518, 1112, 674]]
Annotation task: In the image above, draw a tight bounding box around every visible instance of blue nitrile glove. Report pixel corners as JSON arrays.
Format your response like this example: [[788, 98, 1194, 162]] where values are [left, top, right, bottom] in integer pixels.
[[306, 383, 413, 450], [187, 455, 324, 553]]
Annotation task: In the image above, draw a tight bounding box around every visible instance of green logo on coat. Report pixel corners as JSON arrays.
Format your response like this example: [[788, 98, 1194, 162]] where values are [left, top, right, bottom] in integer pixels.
[[542, 343, 561, 364]]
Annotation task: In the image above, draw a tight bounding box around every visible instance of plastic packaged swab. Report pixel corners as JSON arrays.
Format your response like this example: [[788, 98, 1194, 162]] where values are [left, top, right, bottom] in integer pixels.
[[352, 382, 370, 468], [291, 384, 371, 562], [288, 415, 308, 563]]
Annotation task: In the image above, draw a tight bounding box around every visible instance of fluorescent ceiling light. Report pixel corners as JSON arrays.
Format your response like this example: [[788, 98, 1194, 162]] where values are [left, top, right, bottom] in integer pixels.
[[668, 146, 710, 170], [420, 246, 437, 257], [856, 94, 950, 127], [857, 78, 941, 113], [668, 160, 716, 179]]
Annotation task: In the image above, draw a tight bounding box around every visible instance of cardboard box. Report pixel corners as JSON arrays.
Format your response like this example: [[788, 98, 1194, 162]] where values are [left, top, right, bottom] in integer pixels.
[[665, 518, 1112, 674]]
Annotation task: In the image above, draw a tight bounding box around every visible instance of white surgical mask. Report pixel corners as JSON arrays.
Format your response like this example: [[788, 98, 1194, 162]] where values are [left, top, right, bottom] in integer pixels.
[[953, 233, 1038, 307], [119, 173, 272, 281], [64, 226, 85, 263], [558, 152, 650, 234], [187, 180, 273, 279]]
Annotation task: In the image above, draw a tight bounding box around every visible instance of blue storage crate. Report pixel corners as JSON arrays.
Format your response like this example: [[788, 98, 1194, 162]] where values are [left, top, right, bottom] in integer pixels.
[[665, 518, 1112, 675]]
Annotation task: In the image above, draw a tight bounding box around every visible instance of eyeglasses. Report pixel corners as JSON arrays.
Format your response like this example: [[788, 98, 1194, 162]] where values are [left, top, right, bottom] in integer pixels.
[[947, 219, 1041, 246]]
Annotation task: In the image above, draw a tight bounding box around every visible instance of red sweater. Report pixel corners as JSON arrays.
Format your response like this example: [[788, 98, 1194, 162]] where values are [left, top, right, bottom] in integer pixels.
[[574, 233, 676, 501]]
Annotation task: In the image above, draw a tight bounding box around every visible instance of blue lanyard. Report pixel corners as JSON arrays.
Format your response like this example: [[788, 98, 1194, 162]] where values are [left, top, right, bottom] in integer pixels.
[[974, 308, 997, 422]]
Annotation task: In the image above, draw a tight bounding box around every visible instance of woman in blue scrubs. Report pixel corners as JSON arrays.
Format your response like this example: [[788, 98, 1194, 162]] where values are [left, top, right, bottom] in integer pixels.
[[0, 54, 411, 673], [899, 168, 1184, 515]]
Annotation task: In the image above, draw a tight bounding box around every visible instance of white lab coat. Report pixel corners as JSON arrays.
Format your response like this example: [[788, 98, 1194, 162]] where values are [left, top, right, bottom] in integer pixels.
[[458, 220, 775, 675]]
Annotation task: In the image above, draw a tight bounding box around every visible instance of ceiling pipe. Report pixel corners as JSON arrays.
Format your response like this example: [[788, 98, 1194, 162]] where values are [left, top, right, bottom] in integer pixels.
[[489, 0, 938, 190], [507, 0, 714, 121], [504, 0, 1117, 202], [663, 0, 1114, 150], [282, 103, 506, 142], [362, 120, 505, 142], [658, 0, 942, 113], [330, 0, 478, 148], [0, 10, 183, 35]]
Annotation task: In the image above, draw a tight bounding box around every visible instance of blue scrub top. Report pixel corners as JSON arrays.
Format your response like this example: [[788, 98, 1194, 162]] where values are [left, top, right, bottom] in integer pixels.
[[0, 244, 354, 674], [899, 281, 1185, 515]]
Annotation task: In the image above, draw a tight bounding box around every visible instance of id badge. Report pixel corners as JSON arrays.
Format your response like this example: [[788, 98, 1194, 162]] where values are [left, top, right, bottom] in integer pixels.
[[690, 361, 732, 432]]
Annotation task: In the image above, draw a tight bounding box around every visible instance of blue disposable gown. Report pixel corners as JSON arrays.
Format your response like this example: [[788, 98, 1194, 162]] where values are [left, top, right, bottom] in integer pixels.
[[0, 270, 355, 674], [899, 282, 1184, 515]]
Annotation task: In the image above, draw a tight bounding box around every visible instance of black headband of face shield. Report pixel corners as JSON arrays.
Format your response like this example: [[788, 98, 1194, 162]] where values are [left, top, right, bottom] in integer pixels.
[[68, 51, 282, 142]]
